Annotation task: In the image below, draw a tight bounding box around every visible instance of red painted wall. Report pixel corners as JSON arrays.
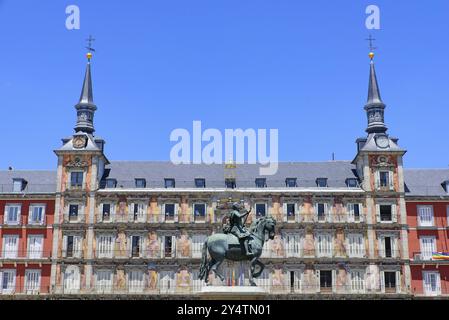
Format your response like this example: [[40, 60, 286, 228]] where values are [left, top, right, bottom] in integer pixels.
[[0, 198, 54, 294]]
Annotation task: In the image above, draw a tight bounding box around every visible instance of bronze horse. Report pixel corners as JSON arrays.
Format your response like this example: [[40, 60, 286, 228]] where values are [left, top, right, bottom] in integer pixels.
[[199, 216, 276, 286]]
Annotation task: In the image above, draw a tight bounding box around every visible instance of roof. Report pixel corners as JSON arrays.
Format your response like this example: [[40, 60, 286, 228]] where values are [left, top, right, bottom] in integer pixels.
[[103, 161, 359, 188], [0, 170, 56, 194], [404, 169, 449, 197]]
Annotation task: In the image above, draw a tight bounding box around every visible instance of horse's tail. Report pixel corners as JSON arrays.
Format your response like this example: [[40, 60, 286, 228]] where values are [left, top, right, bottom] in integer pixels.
[[198, 239, 209, 280]]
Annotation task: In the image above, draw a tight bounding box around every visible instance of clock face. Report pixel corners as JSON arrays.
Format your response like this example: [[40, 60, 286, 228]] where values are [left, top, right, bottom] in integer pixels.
[[375, 135, 390, 149], [73, 136, 86, 149]]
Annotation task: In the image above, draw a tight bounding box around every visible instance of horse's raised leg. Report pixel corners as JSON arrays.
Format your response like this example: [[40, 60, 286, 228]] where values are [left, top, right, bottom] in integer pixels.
[[210, 258, 225, 282], [249, 257, 258, 286]]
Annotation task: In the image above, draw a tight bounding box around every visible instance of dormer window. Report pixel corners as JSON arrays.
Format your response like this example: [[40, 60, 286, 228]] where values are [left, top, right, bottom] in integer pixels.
[[285, 178, 297, 188], [225, 178, 236, 189], [346, 178, 359, 188], [255, 178, 267, 188], [105, 179, 117, 189], [164, 179, 175, 189], [13, 179, 26, 192], [316, 178, 328, 188], [135, 179, 146, 188], [195, 178, 206, 188], [444, 180, 449, 195]]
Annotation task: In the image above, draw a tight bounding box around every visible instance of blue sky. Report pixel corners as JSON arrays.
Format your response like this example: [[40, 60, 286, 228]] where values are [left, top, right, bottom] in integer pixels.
[[0, 0, 448, 170]]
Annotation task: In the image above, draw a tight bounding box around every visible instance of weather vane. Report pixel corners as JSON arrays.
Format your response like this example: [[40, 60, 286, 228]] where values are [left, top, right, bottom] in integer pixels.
[[86, 35, 96, 53], [365, 34, 377, 60], [85, 35, 96, 61]]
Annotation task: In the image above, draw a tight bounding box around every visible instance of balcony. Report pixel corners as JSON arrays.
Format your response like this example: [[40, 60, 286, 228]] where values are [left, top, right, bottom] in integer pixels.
[[412, 252, 449, 264], [0, 250, 52, 262]]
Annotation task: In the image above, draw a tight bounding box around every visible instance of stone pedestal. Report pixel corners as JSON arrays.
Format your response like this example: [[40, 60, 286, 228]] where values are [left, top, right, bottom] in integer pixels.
[[199, 286, 268, 300]]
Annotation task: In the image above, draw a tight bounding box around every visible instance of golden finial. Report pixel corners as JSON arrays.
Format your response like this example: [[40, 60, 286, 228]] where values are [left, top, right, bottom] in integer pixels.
[[369, 52, 375, 60], [86, 52, 93, 61]]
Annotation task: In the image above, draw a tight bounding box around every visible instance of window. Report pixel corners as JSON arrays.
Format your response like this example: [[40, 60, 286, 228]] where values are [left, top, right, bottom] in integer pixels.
[[379, 171, 389, 188], [96, 270, 113, 293], [316, 233, 332, 257], [423, 271, 441, 296], [316, 203, 328, 222], [420, 236, 436, 260], [347, 234, 364, 258], [384, 271, 396, 292], [135, 178, 146, 188], [346, 178, 359, 188], [13, 179, 26, 192], [130, 203, 146, 222], [64, 266, 80, 292], [3, 235, 19, 259], [25, 270, 41, 294], [131, 235, 142, 258], [376, 170, 393, 190], [70, 171, 84, 188], [347, 203, 362, 222], [4, 205, 21, 225], [192, 235, 207, 259], [28, 235, 43, 259], [64, 235, 82, 258], [193, 203, 206, 222], [164, 236, 174, 258], [68, 204, 79, 222], [380, 236, 394, 258], [225, 178, 236, 189], [316, 178, 328, 188], [97, 235, 114, 258], [286, 203, 296, 221], [128, 270, 144, 293], [29, 205, 45, 225], [1, 270, 16, 294], [164, 178, 175, 188], [418, 206, 434, 227], [350, 270, 365, 293], [164, 204, 176, 222], [255, 203, 267, 218], [285, 178, 297, 188], [255, 178, 267, 188], [102, 203, 112, 222], [380, 205, 392, 222], [195, 178, 206, 188], [319, 270, 333, 291], [105, 179, 117, 188]]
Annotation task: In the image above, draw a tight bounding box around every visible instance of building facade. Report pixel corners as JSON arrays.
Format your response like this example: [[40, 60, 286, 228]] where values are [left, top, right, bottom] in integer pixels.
[[0, 172, 55, 295], [405, 171, 449, 298], [0, 50, 448, 299]]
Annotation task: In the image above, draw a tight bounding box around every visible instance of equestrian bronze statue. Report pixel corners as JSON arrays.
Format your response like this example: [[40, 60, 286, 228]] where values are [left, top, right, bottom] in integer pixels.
[[199, 203, 277, 286]]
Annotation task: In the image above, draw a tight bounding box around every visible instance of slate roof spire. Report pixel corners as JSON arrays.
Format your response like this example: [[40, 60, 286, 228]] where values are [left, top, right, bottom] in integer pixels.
[[364, 51, 387, 134], [74, 50, 97, 134]]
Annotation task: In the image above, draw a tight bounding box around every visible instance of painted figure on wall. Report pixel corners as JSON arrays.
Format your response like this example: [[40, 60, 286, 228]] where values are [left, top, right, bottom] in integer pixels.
[[302, 197, 314, 222], [272, 268, 285, 291], [334, 200, 345, 222], [336, 267, 348, 293], [302, 268, 316, 293], [148, 231, 160, 258], [270, 234, 285, 257], [178, 231, 191, 258], [303, 232, 315, 256], [148, 270, 158, 291], [334, 230, 346, 257], [116, 269, 126, 290], [116, 231, 128, 257], [118, 200, 127, 222], [176, 268, 191, 291], [365, 265, 380, 291]]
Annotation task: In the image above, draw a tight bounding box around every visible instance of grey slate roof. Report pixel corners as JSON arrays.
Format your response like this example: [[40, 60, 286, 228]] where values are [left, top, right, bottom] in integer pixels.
[[404, 169, 449, 197], [103, 161, 359, 189], [0, 170, 56, 194]]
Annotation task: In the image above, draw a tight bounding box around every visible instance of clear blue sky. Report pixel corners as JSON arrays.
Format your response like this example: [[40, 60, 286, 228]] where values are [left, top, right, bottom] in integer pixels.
[[0, 0, 448, 170]]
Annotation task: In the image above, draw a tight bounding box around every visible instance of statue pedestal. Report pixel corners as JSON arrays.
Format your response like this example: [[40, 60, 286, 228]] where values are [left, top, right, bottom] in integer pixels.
[[199, 286, 268, 300]]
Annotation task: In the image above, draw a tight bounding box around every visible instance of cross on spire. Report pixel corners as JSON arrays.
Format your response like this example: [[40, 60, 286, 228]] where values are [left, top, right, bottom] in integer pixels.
[[365, 34, 377, 52], [85, 35, 96, 53]]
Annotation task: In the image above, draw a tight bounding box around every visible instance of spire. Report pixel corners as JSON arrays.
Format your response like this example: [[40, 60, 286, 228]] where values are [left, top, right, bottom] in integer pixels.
[[364, 50, 387, 134], [74, 40, 97, 134]]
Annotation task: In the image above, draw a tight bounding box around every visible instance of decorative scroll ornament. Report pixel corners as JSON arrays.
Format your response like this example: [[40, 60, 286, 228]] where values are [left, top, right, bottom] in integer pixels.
[[66, 156, 89, 168]]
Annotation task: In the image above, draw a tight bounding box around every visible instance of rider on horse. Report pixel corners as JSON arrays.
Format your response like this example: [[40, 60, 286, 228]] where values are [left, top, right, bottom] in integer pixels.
[[224, 202, 253, 256]]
